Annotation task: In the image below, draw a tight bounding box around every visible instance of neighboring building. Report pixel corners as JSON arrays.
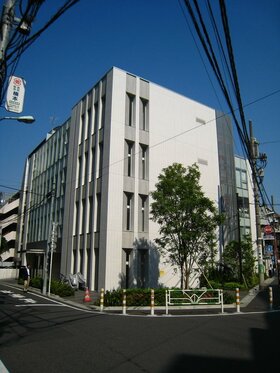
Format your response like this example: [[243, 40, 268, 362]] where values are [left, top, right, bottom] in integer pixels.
[[234, 155, 257, 269], [17, 67, 238, 291], [235, 156, 256, 240], [0, 191, 13, 207], [0, 192, 20, 263], [261, 207, 279, 276]]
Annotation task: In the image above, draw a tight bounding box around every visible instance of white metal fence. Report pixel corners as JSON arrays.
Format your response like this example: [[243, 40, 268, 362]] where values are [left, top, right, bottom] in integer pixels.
[[165, 288, 224, 314]]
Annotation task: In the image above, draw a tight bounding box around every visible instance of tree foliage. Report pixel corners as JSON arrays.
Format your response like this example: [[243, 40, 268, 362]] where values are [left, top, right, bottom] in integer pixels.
[[0, 236, 9, 255], [222, 235, 256, 286], [150, 163, 223, 289]]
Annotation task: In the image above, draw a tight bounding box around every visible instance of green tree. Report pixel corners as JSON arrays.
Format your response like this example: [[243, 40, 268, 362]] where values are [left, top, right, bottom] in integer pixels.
[[0, 236, 9, 256], [222, 235, 256, 286], [150, 163, 223, 289]]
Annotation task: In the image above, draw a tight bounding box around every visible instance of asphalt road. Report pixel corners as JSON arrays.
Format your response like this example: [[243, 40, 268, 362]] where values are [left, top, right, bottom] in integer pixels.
[[1, 282, 280, 372]]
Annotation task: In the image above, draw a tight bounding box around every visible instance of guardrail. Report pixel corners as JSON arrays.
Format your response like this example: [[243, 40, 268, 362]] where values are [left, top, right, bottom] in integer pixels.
[[0, 261, 15, 268], [165, 288, 224, 315], [0, 268, 17, 279]]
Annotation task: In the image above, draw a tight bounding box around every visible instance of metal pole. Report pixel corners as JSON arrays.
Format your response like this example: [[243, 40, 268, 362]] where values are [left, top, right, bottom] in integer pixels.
[[0, 226, 2, 253], [100, 288, 104, 312], [236, 193, 242, 283], [269, 286, 273, 310], [43, 182, 56, 295], [249, 120, 264, 287], [165, 290, 168, 315], [47, 222, 56, 297], [122, 289, 127, 315], [221, 289, 224, 314], [150, 289, 155, 316], [236, 287, 240, 313], [0, 0, 16, 89], [271, 196, 279, 279]]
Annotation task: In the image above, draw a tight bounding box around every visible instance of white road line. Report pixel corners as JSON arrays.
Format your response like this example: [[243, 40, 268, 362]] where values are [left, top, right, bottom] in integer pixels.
[[15, 304, 64, 307], [21, 298, 37, 304], [0, 360, 10, 373], [3, 283, 95, 313], [10, 293, 25, 299]]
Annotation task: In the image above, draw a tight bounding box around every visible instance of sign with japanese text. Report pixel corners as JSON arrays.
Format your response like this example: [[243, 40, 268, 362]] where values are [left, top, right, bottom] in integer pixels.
[[264, 225, 273, 235], [5, 76, 26, 113]]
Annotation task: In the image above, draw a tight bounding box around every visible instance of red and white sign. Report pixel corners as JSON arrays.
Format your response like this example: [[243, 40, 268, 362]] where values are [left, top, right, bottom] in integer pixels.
[[264, 225, 273, 235], [5, 76, 26, 113]]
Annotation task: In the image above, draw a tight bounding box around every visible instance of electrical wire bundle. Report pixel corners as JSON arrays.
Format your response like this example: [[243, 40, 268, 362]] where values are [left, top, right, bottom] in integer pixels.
[[0, 0, 80, 107], [181, 0, 274, 210]]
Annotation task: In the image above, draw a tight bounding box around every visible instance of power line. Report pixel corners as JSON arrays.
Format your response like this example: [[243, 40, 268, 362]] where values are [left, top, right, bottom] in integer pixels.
[[1, 86, 279, 199], [0, 0, 80, 105]]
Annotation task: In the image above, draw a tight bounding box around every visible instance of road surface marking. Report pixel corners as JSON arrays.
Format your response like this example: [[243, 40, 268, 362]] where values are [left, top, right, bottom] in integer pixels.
[[0, 360, 9, 373], [21, 298, 37, 304], [10, 293, 25, 299], [15, 304, 64, 307]]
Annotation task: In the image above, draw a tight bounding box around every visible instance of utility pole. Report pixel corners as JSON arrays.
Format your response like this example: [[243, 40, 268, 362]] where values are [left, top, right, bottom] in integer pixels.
[[0, 0, 16, 89], [47, 221, 57, 296], [271, 196, 279, 284], [249, 120, 264, 287], [43, 181, 56, 295], [236, 193, 242, 283]]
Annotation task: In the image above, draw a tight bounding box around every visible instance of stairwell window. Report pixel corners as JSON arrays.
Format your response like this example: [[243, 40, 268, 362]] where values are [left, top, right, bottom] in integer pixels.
[[98, 143, 103, 178], [139, 144, 148, 180], [126, 93, 135, 127], [124, 192, 133, 231], [139, 194, 148, 232], [100, 95, 106, 128], [93, 103, 99, 133], [125, 140, 134, 177], [140, 98, 149, 131]]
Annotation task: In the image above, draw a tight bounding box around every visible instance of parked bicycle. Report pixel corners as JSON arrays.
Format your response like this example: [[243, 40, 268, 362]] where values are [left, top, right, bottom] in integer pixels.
[[60, 272, 86, 290]]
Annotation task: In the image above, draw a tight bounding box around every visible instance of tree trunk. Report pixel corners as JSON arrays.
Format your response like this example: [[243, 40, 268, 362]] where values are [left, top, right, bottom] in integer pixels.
[[180, 264, 184, 289], [184, 268, 190, 289]]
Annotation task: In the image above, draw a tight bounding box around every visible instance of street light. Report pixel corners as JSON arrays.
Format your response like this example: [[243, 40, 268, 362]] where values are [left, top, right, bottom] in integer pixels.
[[0, 115, 35, 123]]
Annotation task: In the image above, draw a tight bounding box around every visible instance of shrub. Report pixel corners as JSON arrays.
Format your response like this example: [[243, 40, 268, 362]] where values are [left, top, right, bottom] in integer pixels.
[[223, 291, 235, 304], [30, 276, 43, 289], [50, 279, 75, 297], [27, 276, 74, 297], [98, 287, 237, 306], [223, 282, 246, 290], [206, 280, 222, 289], [94, 288, 167, 307]]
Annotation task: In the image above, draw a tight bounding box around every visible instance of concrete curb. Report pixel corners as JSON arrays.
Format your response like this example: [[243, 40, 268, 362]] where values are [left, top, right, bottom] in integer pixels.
[[1, 276, 277, 314]]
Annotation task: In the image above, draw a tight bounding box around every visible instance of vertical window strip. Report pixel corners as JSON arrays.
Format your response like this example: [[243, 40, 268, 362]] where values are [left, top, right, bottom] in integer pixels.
[[87, 108, 92, 138], [101, 96, 106, 128], [98, 143, 103, 178], [140, 98, 148, 130], [126, 93, 135, 127], [141, 197, 145, 232], [140, 144, 148, 180], [139, 194, 148, 232], [96, 193, 101, 232], [94, 103, 98, 134], [127, 142, 133, 177], [80, 114, 85, 144], [126, 194, 131, 230]]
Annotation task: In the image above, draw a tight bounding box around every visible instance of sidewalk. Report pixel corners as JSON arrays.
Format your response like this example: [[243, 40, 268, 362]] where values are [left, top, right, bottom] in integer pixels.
[[2, 276, 279, 315]]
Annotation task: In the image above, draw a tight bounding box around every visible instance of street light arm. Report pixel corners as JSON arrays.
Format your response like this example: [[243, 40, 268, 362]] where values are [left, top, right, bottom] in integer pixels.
[[0, 115, 35, 123]]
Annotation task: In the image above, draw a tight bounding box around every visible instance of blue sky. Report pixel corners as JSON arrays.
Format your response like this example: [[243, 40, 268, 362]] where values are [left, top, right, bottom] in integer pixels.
[[0, 0, 279, 209]]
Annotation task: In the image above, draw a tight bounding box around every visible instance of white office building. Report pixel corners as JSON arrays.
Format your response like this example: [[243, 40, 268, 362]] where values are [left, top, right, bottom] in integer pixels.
[[17, 67, 238, 291]]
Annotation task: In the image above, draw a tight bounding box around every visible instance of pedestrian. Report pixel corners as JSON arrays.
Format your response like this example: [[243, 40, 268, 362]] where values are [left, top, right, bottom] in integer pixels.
[[22, 264, 31, 292]]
